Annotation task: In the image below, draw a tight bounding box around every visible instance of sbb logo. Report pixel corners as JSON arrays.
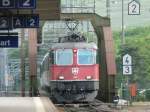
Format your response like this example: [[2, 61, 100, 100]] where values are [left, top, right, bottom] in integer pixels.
[[72, 67, 79, 75]]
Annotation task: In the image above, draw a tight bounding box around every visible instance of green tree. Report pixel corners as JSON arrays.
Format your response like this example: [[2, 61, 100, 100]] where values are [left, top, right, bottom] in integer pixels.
[[114, 26, 150, 89]]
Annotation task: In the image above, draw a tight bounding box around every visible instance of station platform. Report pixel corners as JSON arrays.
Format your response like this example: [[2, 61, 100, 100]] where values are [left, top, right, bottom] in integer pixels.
[[0, 97, 59, 112]]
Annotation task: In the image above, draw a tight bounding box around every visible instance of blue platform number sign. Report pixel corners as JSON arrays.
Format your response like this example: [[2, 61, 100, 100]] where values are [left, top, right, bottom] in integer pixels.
[[0, 36, 18, 48], [26, 15, 39, 28], [13, 16, 25, 28], [0, 17, 10, 30], [13, 14, 39, 28], [0, 0, 15, 8], [18, 0, 36, 9]]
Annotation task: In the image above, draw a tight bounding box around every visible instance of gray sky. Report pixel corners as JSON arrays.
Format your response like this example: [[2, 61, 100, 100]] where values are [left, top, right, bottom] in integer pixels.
[[95, 0, 150, 30]]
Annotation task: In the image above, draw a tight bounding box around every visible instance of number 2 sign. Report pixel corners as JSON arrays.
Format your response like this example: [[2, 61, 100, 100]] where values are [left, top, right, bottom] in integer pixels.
[[26, 15, 39, 28], [0, 17, 12, 30], [18, 0, 36, 9], [128, 0, 140, 15]]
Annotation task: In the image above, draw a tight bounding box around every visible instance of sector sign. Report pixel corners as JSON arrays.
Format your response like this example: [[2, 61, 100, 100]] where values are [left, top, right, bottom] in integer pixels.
[[0, 0, 36, 9], [0, 14, 39, 29]]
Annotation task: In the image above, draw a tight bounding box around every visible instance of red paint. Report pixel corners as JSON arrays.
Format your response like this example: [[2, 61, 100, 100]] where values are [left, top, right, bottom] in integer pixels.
[[129, 84, 137, 97], [51, 64, 99, 80], [73, 48, 77, 65], [50, 48, 99, 81]]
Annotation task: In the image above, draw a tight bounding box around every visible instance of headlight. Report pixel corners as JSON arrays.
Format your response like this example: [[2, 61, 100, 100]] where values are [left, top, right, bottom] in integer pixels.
[[86, 76, 92, 80], [59, 76, 64, 80]]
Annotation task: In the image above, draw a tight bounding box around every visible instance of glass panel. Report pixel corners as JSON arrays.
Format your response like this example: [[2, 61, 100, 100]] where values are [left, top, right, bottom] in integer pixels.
[[56, 49, 73, 65], [78, 49, 96, 65], [42, 21, 97, 45], [61, 0, 96, 13]]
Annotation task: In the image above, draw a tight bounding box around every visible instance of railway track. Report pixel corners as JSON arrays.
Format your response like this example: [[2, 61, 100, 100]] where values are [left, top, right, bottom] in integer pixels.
[[55, 99, 116, 112], [39, 90, 118, 112]]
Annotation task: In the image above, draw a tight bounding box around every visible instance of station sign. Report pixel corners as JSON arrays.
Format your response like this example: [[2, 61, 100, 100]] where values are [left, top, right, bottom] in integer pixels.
[[0, 0, 36, 9], [128, 0, 140, 15], [26, 14, 39, 28], [0, 16, 12, 30], [0, 0, 15, 8], [13, 15, 25, 28], [13, 14, 39, 28], [123, 65, 132, 75], [123, 54, 132, 75], [0, 35, 18, 48], [123, 54, 132, 65], [18, 0, 36, 9], [0, 14, 39, 29]]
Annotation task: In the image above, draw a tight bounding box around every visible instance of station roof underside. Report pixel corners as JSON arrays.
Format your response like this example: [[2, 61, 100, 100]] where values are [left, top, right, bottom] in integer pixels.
[[0, 0, 110, 27]]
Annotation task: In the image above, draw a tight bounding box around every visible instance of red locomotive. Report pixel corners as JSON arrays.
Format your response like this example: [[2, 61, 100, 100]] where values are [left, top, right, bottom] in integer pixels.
[[40, 33, 99, 103]]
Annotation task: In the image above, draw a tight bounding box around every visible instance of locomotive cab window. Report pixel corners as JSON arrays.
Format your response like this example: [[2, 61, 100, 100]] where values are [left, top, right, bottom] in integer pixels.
[[77, 49, 96, 65], [55, 49, 73, 65], [49, 50, 55, 64]]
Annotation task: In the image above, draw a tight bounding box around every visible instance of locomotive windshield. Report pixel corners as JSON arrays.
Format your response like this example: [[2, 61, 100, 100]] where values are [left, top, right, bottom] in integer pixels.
[[56, 49, 73, 65], [77, 49, 96, 65]]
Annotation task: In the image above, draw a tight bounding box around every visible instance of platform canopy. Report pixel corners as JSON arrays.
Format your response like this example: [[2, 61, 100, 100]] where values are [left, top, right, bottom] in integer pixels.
[[0, 0, 61, 20]]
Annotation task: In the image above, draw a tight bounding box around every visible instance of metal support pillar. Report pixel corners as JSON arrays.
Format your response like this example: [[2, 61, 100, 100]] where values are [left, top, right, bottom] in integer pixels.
[[28, 29, 38, 96], [106, 0, 110, 17], [93, 24, 116, 102], [93, 26, 108, 102], [20, 29, 25, 97], [122, 0, 125, 45], [102, 27, 116, 102]]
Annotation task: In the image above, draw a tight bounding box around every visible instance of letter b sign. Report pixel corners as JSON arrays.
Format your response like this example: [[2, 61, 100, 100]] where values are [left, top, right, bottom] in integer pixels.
[[0, 0, 15, 8]]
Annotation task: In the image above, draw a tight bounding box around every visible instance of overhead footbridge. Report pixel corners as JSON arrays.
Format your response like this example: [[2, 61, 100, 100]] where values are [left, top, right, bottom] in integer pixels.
[[0, 0, 116, 103]]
